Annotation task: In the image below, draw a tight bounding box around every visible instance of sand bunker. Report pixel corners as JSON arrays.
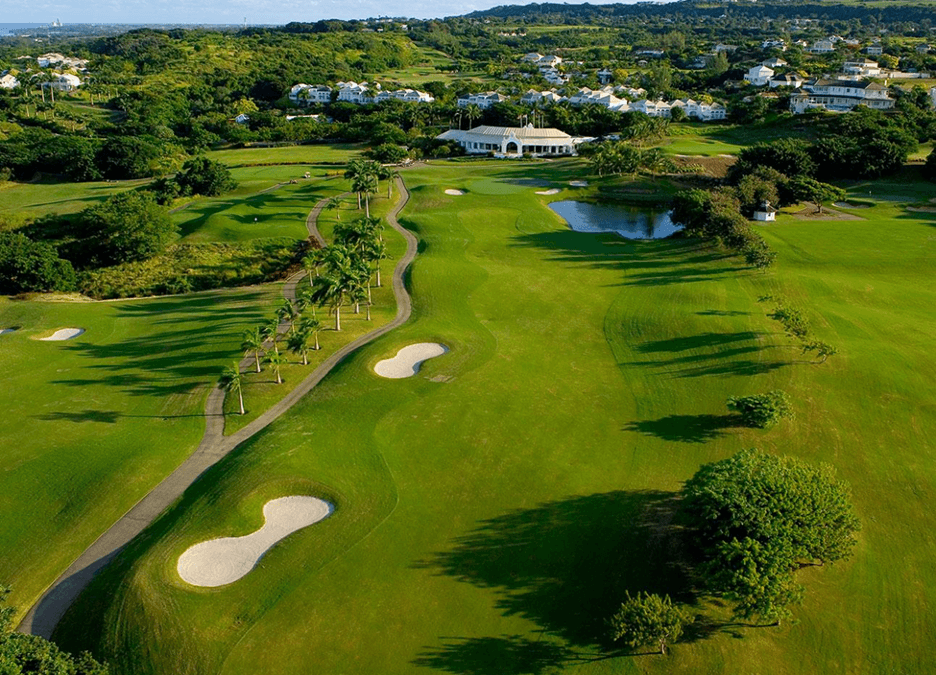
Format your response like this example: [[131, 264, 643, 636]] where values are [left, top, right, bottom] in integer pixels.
[[834, 202, 870, 209], [374, 343, 448, 379], [177, 496, 333, 588], [444, 189, 465, 196], [569, 180, 589, 187], [39, 328, 84, 341], [535, 188, 561, 195]]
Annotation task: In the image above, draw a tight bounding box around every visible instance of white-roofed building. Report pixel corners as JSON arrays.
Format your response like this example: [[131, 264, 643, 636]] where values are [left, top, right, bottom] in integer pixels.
[[790, 79, 894, 114], [843, 59, 881, 77], [0, 73, 19, 89], [744, 65, 775, 87], [42, 73, 81, 91], [436, 124, 579, 157], [769, 73, 805, 89], [289, 84, 332, 105], [631, 99, 673, 118], [374, 88, 435, 104], [335, 81, 373, 104], [520, 89, 565, 106], [457, 92, 509, 109]]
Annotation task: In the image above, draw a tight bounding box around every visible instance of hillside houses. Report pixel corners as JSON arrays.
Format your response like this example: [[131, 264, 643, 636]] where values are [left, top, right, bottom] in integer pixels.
[[36, 53, 89, 70], [289, 84, 332, 105], [374, 88, 435, 104], [458, 91, 509, 109], [336, 81, 372, 104], [790, 79, 894, 114], [520, 89, 565, 106], [844, 59, 881, 77], [324, 81, 434, 106]]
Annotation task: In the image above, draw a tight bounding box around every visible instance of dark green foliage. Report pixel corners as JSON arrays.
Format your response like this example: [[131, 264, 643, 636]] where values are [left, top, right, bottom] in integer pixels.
[[789, 177, 846, 214], [812, 108, 917, 179], [97, 136, 167, 179], [0, 585, 108, 674], [682, 449, 861, 622], [608, 592, 692, 654], [924, 149, 936, 182], [0, 232, 76, 294], [732, 138, 816, 181], [726, 390, 793, 429], [366, 144, 409, 164], [768, 304, 810, 339], [75, 191, 176, 266], [174, 156, 237, 197]]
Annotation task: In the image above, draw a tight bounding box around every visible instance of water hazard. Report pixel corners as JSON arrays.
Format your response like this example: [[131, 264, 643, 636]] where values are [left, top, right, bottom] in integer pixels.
[[549, 200, 682, 240]]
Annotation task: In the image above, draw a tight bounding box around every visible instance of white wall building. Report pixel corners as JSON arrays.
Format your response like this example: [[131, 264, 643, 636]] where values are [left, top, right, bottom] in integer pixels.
[[753, 201, 777, 222], [457, 92, 509, 109], [769, 73, 805, 89], [790, 79, 894, 114], [289, 84, 333, 105], [843, 59, 881, 77], [42, 73, 81, 91], [865, 43, 883, 56], [335, 81, 373, 104], [374, 88, 435, 104], [744, 65, 775, 86], [808, 39, 835, 54], [520, 89, 565, 106], [0, 73, 19, 89], [436, 124, 578, 157]]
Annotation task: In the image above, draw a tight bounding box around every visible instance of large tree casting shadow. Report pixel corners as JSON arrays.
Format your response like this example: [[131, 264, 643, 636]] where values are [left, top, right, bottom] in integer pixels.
[[413, 491, 695, 673]]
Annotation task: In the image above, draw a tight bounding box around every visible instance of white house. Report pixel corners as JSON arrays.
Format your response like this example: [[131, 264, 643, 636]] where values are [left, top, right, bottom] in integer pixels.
[[769, 72, 805, 89], [374, 88, 435, 104], [335, 81, 373, 104], [597, 68, 613, 84], [843, 59, 881, 77], [522, 52, 544, 63], [289, 83, 332, 105], [808, 39, 835, 54], [536, 55, 562, 68], [744, 65, 775, 87], [635, 49, 665, 58], [234, 113, 250, 125], [865, 43, 883, 56], [520, 89, 564, 106], [42, 73, 81, 91], [790, 79, 894, 114], [762, 57, 788, 69], [615, 86, 647, 99], [753, 201, 777, 222], [457, 92, 508, 109], [436, 124, 578, 157], [670, 98, 727, 121], [631, 99, 672, 118], [37, 52, 88, 70], [0, 73, 19, 89], [567, 86, 625, 110], [762, 39, 787, 51], [541, 68, 568, 86]]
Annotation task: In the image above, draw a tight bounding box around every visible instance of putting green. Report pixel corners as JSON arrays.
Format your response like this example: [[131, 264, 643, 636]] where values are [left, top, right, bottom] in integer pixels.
[[48, 162, 936, 675]]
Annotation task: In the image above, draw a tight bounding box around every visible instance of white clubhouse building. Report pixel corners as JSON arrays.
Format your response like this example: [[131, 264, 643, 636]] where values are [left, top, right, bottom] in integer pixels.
[[436, 124, 580, 157]]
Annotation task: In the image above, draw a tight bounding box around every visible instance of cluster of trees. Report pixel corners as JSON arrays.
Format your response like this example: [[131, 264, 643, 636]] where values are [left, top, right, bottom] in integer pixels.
[[343, 159, 399, 217], [585, 142, 673, 179], [0, 585, 108, 674], [1, 191, 177, 294], [761, 295, 837, 363], [148, 157, 237, 204], [683, 449, 860, 625], [671, 188, 776, 271], [222, 213, 389, 413], [727, 390, 794, 429]]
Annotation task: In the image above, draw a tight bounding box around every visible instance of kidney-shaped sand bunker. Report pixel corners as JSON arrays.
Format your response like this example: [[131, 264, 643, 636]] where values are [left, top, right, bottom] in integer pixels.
[[177, 496, 333, 588], [374, 343, 448, 379]]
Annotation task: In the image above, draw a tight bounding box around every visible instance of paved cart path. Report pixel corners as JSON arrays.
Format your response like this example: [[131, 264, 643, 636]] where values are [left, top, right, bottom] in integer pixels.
[[19, 177, 415, 639]]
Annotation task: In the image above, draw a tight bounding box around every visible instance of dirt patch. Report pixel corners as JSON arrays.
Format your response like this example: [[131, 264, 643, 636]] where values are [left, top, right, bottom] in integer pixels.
[[789, 206, 863, 221], [670, 154, 735, 178]]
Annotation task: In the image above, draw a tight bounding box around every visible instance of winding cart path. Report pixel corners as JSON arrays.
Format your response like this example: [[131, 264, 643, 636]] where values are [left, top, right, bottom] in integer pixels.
[[19, 177, 416, 639]]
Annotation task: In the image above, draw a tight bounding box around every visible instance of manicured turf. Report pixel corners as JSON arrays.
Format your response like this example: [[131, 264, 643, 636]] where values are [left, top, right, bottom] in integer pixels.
[[0, 287, 277, 618], [0, 178, 149, 220], [53, 160, 936, 674], [205, 144, 364, 167]]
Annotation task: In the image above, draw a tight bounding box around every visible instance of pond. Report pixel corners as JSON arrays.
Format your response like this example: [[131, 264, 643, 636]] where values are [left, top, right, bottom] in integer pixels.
[[548, 200, 682, 240]]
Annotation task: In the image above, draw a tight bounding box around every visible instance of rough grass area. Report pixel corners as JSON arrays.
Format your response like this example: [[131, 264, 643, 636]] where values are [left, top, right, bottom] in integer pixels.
[[54, 160, 936, 674], [78, 239, 303, 299]]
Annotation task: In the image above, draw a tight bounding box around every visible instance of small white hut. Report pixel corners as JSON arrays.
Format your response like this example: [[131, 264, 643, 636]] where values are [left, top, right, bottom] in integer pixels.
[[753, 201, 778, 222]]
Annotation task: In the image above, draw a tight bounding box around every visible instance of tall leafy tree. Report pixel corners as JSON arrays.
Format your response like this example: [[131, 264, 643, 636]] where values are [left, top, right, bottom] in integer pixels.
[[241, 327, 265, 373], [609, 592, 692, 654], [219, 362, 245, 415], [264, 350, 288, 384]]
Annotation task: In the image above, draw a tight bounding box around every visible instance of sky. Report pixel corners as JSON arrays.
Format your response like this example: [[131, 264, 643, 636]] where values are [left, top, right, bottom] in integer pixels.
[[3, 0, 664, 26]]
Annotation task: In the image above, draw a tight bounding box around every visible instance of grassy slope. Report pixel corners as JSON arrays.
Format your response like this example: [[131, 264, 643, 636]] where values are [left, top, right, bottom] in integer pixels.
[[0, 287, 277, 617], [54, 160, 935, 673]]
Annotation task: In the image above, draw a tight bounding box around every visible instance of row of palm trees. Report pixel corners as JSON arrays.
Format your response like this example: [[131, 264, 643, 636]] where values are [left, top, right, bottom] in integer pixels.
[[219, 215, 391, 415], [343, 159, 399, 218], [587, 143, 674, 179]]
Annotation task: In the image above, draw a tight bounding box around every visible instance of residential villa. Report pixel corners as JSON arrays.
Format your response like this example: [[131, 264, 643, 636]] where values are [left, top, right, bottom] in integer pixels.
[[631, 99, 672, 117], [520, 89, 564, 106], [670, 99, 727, 121], [289, 84, 333, 105], [744, 65, 775, 87], [769, 73, 806, 89], [790, 79, 894, 114], [37, 52, 89, 70], [436, 124, 579, 157], [567, 86, 628, 110], [843, 59, 881, 77], [335, 81, 373, 104], [762, 57, 788, 69], [761, 39, 787, 51], [808, 39, 835, 54], [865, 43, 883, 56], [0, 73, 19, 89], [42, 73, 81, 91], [457, 92, 509, 109], [374, 88, 435, 104]]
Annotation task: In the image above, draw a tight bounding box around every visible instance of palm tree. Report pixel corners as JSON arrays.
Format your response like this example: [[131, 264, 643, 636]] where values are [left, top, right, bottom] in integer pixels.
[[260, 317, 281, 354], [310, 269, 355, 331], [219, 363, 245, 415], [353, 172, 379, 218], [364, 237, 389, 287], [325, 196, 343, 221], [287, 329, 313, 365], [277, 298, 301, 335], [465, 103, 482, 129], [303, 248, 328, 285], [334, 219, 371, 254], [264, 351, 288, 384], [241, 327, 265, 373], [297, 316, 323, 350], [350, 285, 372, 320]]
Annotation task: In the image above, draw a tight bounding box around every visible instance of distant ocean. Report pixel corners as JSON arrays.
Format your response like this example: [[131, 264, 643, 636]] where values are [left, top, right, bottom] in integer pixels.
[[0, 23, 48, 36]]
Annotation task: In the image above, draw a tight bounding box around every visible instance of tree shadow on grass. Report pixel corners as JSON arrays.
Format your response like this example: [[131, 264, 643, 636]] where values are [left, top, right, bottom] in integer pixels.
[[414, 490, 693, 658], [624, 413, 743, 443]]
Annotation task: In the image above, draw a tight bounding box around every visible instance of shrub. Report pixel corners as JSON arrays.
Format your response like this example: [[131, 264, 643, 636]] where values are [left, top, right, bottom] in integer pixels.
[[726, 390, 793, 429], [0, 232, 76, 294]]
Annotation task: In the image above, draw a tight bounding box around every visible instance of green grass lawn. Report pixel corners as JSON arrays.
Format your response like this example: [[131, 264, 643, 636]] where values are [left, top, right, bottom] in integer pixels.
[[205, 144, 365, 167], [52, 160, 936, 674], [0, 287, 277, 618], [0, 178, 149, 220]]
